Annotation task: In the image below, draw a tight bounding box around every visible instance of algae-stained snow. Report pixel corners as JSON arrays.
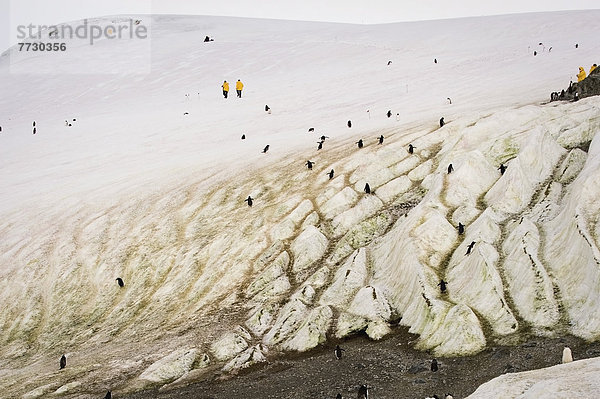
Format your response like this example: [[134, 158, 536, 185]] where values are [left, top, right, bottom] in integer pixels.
[[1, 10, 600, 398]]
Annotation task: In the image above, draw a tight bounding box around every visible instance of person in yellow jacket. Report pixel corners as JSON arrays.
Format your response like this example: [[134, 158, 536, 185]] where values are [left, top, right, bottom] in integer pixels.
[[590, 64, 597, 74], [236, 79, 244, 98], [577, 67, 586, 82], [222, 80, 229, 98]]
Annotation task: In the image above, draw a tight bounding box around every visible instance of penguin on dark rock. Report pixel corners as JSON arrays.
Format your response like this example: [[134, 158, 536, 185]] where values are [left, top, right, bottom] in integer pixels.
[[328, 169, 335, 180], [336, 394, 343, 399], [378, 135, 384, 145], [347, 120, 352, 128], [262, 145, 270, 153], [356, 139, 363, 148], [244, 196, 253, 207], [357, 385, 369, 399], [334, 344, 345, 360], [308, 127, 315, 132], [437, 280, 447, 293], [317, 141, 324, 150], [60, 354, 66, 370], [458, 222, 465, 235], [116, 278, 124, 287], [408, 144, 415, 154], [387, 110, 392, 118], [431, 358, 439, 372], [466, 241, 476, 255], [498, 163, 507, 175], [364, 183, 371, 194], [104, 391, 112, 399], [445, 395, 454, 399], [575, 43, 578, 48], [241, 134, 246, 140], [439, 117, 445, 127], [305, 160, 314, 170], [447, 164, 454, 174]]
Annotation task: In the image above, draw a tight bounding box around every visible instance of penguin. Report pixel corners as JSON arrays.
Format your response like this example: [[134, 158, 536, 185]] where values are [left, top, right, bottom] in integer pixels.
[[33, 127, 36, 134], [116, 278, 124, 287], [387, 110, 392, 118], [378, 135, 384, 145], [241, 134, 246, 140], [334, 344, 345, 360], [305, 160, 314, 170], [265, 105, 271, 113], [447, 164, 454, 174], [336, 394, 343, 399], [437, 280, 447, 293], [431, 358, 438, 372], [445, 395, 454, 399], [408, 144, 415, 154], [347, 120, 352, 128], [364, 183, 371, 194], [387, 60, 392, 65], [458, 222, 464, 235], [396, 113, 400, 121], [308, 127, 315, 132], [320, 135, 329, 141], [466, 241, 476, 255], [498, 163, 507, 175], [262, 145, 270, 153], [562, 347, 573, 363], [357, 385, 369, 399], [60, 354, 66, 370], [33, 121, 36, 127], [356, 139, 363, 149], [439, 117, 445, 127], [183, 112, 189, 115], [447, 97, 452, 104], [245, 196, 253, 207], [317, 141, 324, 150], [104, 391, 112, 399], [434, 58, 437, 64], [533, 50, 537, 56], [328, 169, 335, 180]]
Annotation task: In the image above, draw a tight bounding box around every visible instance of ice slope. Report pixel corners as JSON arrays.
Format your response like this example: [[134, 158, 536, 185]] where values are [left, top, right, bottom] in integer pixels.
[[1, 11, 600, 398]]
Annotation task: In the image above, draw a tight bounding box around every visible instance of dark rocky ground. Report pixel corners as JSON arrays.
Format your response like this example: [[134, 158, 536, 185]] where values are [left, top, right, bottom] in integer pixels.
[[123, 328, 600, 399]]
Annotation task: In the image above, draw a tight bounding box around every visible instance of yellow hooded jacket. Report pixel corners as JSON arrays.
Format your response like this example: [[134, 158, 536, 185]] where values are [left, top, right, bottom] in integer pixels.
[[222, 81, 229, 91], [236, 80, 244, 90], [577, 67, 586, 82], [590, 64, 597, 74]]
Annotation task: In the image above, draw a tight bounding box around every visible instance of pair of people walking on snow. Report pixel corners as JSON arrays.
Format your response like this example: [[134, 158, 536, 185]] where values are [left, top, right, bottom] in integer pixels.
[[221, 79, 244, 98]]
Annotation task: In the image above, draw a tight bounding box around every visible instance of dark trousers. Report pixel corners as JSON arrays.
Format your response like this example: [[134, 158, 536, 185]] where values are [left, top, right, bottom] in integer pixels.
[[223, 90, 228, 98], [236, 90, 242, 98]]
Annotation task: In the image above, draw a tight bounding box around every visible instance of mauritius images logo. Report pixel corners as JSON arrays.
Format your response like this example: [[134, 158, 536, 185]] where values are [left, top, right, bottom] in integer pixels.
[[11, 17, 152, 74]]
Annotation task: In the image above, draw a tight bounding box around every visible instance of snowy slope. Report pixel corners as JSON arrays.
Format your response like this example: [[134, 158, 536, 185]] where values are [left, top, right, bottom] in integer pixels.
[[1, 11, 600, 398]]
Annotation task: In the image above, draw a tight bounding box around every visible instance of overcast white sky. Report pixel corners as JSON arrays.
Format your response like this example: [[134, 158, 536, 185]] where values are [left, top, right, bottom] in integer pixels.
[[2, 0, 599, 51]]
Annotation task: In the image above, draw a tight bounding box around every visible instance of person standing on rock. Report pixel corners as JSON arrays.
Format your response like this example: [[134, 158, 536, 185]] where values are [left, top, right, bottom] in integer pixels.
[[222, 80, 229, 98], [236, 79, 244, 98]]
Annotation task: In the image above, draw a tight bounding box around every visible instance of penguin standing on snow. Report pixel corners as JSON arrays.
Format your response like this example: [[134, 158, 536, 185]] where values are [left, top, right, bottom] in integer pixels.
[[466, 241, 476, 255], [347, 120, 352, 128], [334, 345, 345, 360], [447, 164, 454, 174], [458, 222, 465, 235], [328, 169, 335, 180], [498, 163, 507, 175], [320, 135, 329, 141], [241, 134, 246, 140], [431, 358, 439, 372], [116, 278, 124, 287], [387, 110, 392, 118], [356, 139, 363, 148], [317, 141, 324, 150], [262, 145, 270, 153], [364, 183, 371, 194], [245, 196, 253, 207], [439, 117, 445, 127], [308, 127, 315, 132], [408, 144, 415, 154], [437, 280, 447, 293], [60, 354, 66, 370], [305, 160, 314, 170], [265, 105, 271, 113], [378, 135, 384, 145]]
